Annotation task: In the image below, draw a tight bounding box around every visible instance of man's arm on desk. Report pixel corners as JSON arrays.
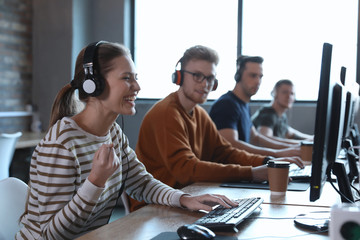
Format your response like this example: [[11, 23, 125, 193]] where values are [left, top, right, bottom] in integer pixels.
[[218, 128, 301, 158]]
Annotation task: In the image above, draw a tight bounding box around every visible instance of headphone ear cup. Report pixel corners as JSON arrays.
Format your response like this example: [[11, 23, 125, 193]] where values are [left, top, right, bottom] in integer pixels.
[[271, 89, 276, 98], [172, 70, 183, 86], [212, 79, 218, 91], [82, 74, 104, 97], [82, 78, 97, 95], [234, 70, 241, 82]]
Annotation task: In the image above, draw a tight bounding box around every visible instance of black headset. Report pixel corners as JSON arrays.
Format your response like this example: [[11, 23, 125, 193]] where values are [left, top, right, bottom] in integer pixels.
[[234, 57, 246, 82], [172, 58, 184, 86], [234, 67, 243, 83], [81, 41, 107, 97], [171, 58, 218, 91]]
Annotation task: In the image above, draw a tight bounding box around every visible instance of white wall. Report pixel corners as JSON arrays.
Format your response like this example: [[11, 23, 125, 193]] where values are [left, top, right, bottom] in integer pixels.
[[32, 0, 129, 129]]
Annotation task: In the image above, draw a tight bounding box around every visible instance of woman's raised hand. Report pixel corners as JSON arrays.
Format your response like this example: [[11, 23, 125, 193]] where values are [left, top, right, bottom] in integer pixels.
[[88, 144, 120, 187]]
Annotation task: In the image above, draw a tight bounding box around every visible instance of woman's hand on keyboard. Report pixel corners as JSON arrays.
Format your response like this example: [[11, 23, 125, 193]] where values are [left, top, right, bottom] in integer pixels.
[[179, 194, 238, 212]]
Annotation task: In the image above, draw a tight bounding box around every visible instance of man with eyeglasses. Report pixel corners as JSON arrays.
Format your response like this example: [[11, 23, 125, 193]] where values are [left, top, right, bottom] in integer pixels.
[[129, 46, 303, 212], [209, 56, 302, 158]]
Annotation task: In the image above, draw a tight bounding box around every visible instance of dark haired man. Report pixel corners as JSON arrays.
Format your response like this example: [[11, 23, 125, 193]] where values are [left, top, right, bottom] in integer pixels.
[[209, 55, 301, 157], [252, 79, 314, 141]]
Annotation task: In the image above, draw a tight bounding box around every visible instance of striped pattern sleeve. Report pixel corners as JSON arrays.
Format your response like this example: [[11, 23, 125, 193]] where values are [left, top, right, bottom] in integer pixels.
[[19, 121, 107, 239], [17, 118, 185, 239]]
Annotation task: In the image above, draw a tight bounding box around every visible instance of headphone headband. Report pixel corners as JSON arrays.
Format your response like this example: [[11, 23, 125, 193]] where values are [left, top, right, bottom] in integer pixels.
[[83, 41, 108, 66]]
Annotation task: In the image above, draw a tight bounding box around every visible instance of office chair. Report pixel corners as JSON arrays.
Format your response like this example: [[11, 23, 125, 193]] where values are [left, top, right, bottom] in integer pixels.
[[0, 177, 28, 240], [0, 132, 22, 181], [121, 192, 130, 215]]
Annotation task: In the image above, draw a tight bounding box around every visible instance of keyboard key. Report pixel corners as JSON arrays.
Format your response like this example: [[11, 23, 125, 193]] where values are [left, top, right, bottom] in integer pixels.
[[193, 197, 263, 232]]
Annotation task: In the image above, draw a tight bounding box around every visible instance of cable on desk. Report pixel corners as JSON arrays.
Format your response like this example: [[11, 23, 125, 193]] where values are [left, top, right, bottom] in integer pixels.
[[233, 230, 328, 240], [329, 179, 356, 203], [350, 182, 360, 202], [245, 210, 330, 223]]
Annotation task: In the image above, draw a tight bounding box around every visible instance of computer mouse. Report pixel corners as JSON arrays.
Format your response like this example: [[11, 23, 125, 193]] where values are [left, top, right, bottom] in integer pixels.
[[177, 224, 216, 240]]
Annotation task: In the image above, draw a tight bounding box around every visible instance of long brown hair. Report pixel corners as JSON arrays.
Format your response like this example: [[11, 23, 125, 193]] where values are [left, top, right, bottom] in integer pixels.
[[48, 41, 131, 127], [21, 42, 131, 221]]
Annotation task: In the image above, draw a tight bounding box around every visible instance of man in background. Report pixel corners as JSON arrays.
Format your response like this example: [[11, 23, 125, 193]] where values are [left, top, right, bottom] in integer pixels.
[[209, 55, 302, 157], [252, 79, 314, 142]]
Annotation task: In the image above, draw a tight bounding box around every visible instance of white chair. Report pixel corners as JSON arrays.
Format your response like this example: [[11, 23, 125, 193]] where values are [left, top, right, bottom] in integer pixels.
[[0, 177, 28, 240], [120, 192, 130, 216], [0, 132, 22, 181]]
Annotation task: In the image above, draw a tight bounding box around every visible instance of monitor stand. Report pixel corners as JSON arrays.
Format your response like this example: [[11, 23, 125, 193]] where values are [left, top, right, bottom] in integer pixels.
[[294, 211, 330, 232], [332, 161, 355, 203], [342, 138, 359, 183]]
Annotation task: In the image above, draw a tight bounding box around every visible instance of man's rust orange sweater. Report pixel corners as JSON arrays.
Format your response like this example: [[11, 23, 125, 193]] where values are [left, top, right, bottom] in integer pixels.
[[130, 92, 266, 211]]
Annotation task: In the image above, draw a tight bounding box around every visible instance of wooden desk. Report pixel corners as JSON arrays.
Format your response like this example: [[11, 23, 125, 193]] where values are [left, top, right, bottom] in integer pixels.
[[76, 182, 336, 240], [181, 182, 341, 208], [15, 131, 45, 149], [76, 202, 329, 239]]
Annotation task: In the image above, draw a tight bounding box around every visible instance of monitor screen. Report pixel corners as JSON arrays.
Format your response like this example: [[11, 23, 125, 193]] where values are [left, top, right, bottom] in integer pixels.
[[329, 84, 355, 203], [326, 82, 345, 166], [310, 43, 336, 202], [342, 91, 356, 141]]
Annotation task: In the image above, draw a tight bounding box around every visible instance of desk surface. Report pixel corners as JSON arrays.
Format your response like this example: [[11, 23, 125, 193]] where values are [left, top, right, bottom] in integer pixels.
[[16, 131, 45, 149], [76, 182, 338, 240], [76, 202, 329, 240], [182, 181, 341, 208]]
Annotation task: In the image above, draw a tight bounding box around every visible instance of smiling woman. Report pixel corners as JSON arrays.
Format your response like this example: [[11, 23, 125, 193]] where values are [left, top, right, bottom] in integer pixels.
[[15, 41, 239, 240]]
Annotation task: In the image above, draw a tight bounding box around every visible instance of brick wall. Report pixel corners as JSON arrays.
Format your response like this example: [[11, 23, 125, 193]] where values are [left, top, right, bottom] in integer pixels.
[[0, 0, 32, 133]]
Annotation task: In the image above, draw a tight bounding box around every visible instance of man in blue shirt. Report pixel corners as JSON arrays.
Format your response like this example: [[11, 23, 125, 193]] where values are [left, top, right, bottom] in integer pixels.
[[209, 55, 300, 158]]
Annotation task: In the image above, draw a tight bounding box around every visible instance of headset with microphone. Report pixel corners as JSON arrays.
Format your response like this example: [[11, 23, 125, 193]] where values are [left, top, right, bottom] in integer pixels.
[[171, 58, 218, 91], [81, 41, 108, 97]]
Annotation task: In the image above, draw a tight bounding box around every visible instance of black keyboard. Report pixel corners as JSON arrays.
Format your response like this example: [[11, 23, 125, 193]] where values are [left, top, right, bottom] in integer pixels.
[[193, 197, 263, 232]]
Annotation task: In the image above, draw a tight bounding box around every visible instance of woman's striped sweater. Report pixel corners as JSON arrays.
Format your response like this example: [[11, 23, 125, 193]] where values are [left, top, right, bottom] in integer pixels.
[[16, 117, 184, 240]]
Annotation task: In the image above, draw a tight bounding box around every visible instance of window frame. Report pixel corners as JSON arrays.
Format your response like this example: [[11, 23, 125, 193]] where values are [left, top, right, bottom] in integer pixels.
[[131, 0, 360, 102]]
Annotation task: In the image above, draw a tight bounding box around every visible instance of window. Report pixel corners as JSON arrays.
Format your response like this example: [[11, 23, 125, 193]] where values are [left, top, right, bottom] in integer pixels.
[[135, 0, 358, 100], [134, 0, 238, 99], [242, 0, 358, 100]]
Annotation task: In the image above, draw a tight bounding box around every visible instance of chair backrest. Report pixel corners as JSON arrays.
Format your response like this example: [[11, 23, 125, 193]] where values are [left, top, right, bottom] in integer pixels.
[[121, 192, 130, 216], [0, 177, 28, 240], [0, 132, 22, 181]]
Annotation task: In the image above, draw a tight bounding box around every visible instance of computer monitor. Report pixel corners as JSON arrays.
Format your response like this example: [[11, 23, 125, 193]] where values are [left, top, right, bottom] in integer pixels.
[[309, 42, 335, 202], [310, 43, 354, 203], [340, 82, 360, 183], [326, 82, 345, 166], [295, 43, 347, 230], [341, 67, 359, 145], [342, 90, 355, 142], [325, 84, 353, 203]]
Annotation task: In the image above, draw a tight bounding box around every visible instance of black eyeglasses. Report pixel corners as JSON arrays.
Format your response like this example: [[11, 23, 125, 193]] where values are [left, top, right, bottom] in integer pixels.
[[183, 70, 217, 85]]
